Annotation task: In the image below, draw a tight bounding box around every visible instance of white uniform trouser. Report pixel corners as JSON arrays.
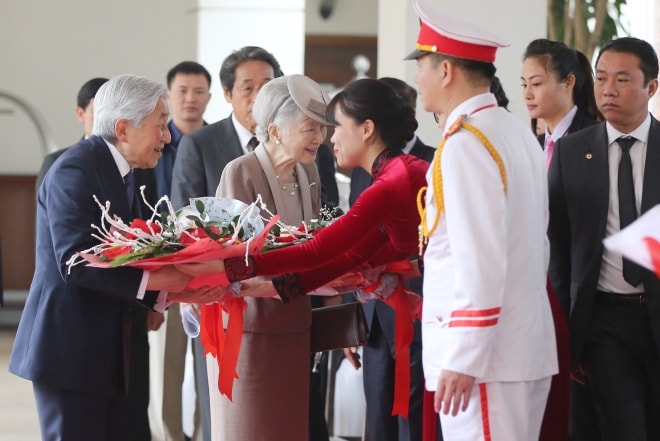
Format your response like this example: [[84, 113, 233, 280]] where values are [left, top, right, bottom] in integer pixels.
[[439, 376, 552, 441]]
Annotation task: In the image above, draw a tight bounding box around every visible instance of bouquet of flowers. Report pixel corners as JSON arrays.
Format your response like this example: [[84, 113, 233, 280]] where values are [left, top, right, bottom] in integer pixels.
[[69, 192, 418, 408], [196, 204, 343, 399], [68, 186, 343, 282], [67, 190, 344, 399], [66, 192, 277, 290], [261, 205, 342, 250]]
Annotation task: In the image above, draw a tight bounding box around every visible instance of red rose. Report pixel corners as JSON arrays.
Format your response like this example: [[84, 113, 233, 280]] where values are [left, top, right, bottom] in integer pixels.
[[102, 245, 132, 260], [130, 218, 163, 234], [180, 227, 209, 246], [275, 234, 295, 243]]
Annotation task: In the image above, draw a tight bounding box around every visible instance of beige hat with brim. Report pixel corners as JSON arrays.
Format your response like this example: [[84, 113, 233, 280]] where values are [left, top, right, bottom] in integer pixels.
[[287, 74, 332, 125]]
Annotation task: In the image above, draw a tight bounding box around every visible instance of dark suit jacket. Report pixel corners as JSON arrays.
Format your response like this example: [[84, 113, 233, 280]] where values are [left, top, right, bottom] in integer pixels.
[[36, 148, 68, 190], [541, 110, 598, 315], [316, 143, 339, 209], [10, 136, 156, 398], [548, 116, 660, 364], [349, 137, 435, 338], [170, 116, 243, 208]]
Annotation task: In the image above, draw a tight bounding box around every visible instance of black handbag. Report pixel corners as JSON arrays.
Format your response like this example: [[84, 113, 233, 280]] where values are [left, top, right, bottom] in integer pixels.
[[310, 302, 369, 352]]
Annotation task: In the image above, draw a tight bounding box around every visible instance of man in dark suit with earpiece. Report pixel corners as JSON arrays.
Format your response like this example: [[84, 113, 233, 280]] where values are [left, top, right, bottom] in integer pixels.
[[548, 37, 660, 440]]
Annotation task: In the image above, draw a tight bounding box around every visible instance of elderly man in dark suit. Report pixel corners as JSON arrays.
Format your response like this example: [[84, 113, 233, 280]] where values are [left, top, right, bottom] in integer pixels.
[[548, 37, 660, 440], [36, 75, 158, 441], [9, 74, 222, 441], [347, 76, 435, 441]]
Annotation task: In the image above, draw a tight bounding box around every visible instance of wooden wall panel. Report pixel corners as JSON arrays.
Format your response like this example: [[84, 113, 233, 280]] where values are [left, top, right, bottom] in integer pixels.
[[305, 35, 377, 177], [0, 176, 36, 290], [305, 34, 377, 91]]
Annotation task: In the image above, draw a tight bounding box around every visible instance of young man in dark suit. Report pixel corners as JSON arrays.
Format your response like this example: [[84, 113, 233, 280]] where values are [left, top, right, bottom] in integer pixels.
[[170, 46, 283, 210], [9, 74, 222, 441], [548, 37, 660, 440], [346, 76, 436, 441]]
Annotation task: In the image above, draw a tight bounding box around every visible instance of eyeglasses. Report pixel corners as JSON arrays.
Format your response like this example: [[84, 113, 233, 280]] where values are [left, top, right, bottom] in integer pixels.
[[433, 113, 440, 124], [233, 83, 268, 98]]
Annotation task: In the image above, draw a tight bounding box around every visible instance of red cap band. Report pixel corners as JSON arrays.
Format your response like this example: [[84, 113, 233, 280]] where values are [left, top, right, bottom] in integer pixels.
[[417, 22, 497, 63]]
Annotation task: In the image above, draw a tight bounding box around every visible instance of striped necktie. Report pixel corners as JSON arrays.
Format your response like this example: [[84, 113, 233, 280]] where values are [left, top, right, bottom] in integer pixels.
[[247, 136, 259, 152], [124, 170, 135, 212]]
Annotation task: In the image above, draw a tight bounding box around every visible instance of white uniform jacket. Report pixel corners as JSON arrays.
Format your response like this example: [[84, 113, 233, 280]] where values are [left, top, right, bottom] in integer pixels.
[[422, 93, 558, 390]]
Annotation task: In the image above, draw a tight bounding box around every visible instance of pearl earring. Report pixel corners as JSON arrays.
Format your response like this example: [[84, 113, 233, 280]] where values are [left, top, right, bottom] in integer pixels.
[[274, 139, 281, 145]]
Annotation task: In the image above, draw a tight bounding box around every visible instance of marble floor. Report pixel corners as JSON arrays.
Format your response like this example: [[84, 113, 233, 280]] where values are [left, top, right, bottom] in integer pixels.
[[0, 328, 40, 440], [0, 327, 362, 441]]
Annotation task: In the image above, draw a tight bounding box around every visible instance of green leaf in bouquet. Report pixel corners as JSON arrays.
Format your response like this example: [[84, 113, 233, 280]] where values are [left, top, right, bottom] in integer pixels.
[[108, 247, 157, 267], [159, 212, 167, 225], [107, 242, 185, 267], [195, 199, 205, 215], [271, 223, 282, 237], [229, 215, 244, 239]]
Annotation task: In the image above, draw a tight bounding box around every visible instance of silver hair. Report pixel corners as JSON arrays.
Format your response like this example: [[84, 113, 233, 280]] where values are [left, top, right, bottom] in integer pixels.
[[252, 76, 306, 142], [92, 74, 168, 142]]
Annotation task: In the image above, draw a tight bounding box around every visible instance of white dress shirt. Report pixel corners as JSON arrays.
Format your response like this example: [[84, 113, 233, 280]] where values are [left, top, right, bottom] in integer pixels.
[[597, 114, 651, 294]]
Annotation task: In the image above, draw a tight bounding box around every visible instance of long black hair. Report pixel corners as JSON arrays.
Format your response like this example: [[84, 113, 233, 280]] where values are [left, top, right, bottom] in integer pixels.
[[523, 38, 602, 121]]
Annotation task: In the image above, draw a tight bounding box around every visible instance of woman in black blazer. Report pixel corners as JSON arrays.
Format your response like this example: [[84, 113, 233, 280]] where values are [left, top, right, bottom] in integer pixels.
[[521, 38, 603, 441]]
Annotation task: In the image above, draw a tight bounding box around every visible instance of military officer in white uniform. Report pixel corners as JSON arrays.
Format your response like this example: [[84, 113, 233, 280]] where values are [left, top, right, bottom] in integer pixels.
[[406, 0, 558, 439]]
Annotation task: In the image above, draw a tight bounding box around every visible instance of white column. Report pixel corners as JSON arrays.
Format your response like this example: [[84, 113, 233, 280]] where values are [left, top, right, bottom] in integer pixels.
[[193, 0, 306, 123], [378, 0, 546, 146]]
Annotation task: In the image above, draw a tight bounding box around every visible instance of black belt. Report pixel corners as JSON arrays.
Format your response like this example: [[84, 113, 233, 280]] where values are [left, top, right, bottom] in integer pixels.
[[597, 290, 646, 305]]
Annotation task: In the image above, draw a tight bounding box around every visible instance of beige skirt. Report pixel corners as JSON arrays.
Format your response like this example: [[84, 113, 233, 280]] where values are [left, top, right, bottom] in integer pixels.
[[206, 330, 310, 441]]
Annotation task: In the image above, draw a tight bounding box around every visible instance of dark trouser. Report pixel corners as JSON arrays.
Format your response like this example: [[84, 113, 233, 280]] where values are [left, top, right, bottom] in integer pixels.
[[309, 352, 331, 441], [363, 314, 426, 441], [583, 294, 660, 441], [128, 307, 151, 441], [310, 297, 330, 441], [569, 381, 601, 441], [34, 381, 128, 441]]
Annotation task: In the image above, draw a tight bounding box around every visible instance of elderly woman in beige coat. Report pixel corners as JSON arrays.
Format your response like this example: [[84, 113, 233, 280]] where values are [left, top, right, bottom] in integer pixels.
[[207, 74, 331, 441]]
